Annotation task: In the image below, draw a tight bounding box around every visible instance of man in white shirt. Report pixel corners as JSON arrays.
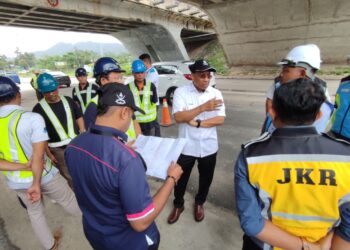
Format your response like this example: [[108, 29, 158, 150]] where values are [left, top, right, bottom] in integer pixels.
[[167, 60, 226, 224], [139, 53, 161, 136]]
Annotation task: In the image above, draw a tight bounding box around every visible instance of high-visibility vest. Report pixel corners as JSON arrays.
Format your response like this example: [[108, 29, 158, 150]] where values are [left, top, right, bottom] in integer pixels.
[[126, 120, 137, 141], [74, 83, 92, 113], [129, 81, 157, 123], [31, 75, 38, 89], [0, 109, 52, 183], [39, 95, 77, 148], [244, 133, 350, 244]]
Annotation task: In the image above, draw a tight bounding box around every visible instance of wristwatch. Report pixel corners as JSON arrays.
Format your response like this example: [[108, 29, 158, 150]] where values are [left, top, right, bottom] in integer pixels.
[[196, 119, 201, 128]]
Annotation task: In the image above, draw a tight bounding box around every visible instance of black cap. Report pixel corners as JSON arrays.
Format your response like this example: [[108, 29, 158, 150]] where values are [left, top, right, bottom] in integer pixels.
[[99, 83, 145, 114], [189, 59, 216, 73], [75, 68, 87, 77]]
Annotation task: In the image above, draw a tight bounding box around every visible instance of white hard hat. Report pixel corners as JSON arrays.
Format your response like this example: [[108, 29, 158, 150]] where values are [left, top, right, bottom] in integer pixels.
[[278, 44, 322, 70]]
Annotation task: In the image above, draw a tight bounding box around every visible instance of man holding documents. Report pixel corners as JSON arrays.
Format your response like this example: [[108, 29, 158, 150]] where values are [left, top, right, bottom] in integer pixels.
[[65, 83, 183, 250], [168, 59, 225, 224]]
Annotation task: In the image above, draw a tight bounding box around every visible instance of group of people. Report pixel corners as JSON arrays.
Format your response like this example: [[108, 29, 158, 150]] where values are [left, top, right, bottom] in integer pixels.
[[1, 43, 350, 250], [0, 53, 225, 249]]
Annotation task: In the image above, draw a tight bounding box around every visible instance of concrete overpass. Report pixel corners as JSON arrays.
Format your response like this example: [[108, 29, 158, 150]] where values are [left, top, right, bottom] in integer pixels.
[[0, 0, 215, 62], [185, 0, 350, 66], [1, 0, 350, 66]]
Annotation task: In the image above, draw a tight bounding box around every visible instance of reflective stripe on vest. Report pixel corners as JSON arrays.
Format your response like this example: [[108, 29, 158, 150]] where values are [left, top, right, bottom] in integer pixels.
[[39, 95, 76, 148], [74, 83, 92, 113], [0, 110, 52, 183], [89, 95, 99, 105], [129, 81, 156, 123], [246, 154, 350, 243], [126, 120, 136, 140]]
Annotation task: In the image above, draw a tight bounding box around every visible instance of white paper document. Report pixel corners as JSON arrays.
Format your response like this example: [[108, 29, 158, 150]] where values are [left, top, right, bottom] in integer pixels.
[[134, 135, 187, 179]]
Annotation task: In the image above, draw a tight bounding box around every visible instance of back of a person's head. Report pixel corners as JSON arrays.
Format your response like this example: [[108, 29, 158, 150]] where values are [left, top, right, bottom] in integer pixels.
[[272, 78, 325, 125], [139, 53, 151, 62]]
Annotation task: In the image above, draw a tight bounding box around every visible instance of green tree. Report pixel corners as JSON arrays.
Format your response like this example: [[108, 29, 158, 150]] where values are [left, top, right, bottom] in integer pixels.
[[14, 48, 36, 69], [0, 55, 8, 69]]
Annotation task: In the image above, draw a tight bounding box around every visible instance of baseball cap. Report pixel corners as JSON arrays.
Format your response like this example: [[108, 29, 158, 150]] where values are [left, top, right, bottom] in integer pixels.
[[75, 68, 87, 77], [98, 83, 145, 114], [189, 59, 216, 73]]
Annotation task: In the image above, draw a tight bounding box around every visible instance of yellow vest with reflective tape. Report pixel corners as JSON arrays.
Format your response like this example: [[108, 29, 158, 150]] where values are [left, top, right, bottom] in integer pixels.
[[74, 83, 92, 113], [247, 154, 350, 244], [126, 120, 136, 140], [39, 95, 77, 147], [0, 109, 52, 183], [129, 81, 156, 123]]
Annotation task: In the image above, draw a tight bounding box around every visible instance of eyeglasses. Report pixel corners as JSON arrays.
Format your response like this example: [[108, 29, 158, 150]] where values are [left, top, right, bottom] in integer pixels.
[[195, 72, 212, 79]]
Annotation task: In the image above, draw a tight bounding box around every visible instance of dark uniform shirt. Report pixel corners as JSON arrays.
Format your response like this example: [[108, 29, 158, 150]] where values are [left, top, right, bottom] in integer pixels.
[[72, 82, 99, 112], [32, 96, 82, 143], [64, 124, 159, 250]]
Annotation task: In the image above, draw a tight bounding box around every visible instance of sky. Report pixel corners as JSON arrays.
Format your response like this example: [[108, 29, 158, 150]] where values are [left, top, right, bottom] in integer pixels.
[[0, 26, 121, 57]]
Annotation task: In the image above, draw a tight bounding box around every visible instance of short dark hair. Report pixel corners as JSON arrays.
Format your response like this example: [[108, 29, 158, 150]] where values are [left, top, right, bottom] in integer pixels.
[[0, 93, 17, 105], [272, 78, 325, 125], [139, 53, 151, 62]]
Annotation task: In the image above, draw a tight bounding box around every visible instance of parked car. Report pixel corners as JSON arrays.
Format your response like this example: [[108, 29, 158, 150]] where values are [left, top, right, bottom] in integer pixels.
[[0, 71, 21, 84], [153, 61, 216, 105], [46, 71, 71, 87]]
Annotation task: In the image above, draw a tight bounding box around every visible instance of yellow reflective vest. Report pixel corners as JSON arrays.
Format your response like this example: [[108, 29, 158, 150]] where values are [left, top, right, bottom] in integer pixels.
[[129, 81, 156, 123], [0, 110, 52, 183], [39, 95, 77, 148]]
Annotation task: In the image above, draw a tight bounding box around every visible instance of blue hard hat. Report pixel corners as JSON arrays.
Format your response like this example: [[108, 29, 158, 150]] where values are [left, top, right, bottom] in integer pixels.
[[37, 73, 58, 93], [0, 76, 19, 98], [93, 57, 125, 78], [132, 59, 146, 73], [75, 67, 87, 77]]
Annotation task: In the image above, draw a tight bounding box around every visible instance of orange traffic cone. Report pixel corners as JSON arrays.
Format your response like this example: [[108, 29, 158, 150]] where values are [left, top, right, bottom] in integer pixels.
[[160, 98, 173, 127]]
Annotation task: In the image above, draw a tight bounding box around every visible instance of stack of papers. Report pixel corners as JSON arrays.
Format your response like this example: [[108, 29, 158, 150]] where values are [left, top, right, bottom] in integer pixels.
[[134, 135, 187, 179]]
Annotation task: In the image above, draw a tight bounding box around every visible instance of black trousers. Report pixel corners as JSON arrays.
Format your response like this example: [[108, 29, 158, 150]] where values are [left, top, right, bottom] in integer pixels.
[[173, 152, 217, 208]]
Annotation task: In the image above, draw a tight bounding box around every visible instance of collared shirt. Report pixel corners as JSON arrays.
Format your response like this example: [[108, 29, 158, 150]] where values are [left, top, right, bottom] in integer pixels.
[[64, 124, 159, 250], [172, 83, 225, 157], [146, 66, 159, 91], [0, 105, 58, 189], [234, 126, 350, 247], [146, 67, 159, 105]]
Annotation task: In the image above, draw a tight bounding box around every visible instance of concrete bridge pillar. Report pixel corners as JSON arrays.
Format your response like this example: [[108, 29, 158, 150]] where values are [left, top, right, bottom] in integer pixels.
[[202, 0, 350, 66], [113, 24, 189, 62]]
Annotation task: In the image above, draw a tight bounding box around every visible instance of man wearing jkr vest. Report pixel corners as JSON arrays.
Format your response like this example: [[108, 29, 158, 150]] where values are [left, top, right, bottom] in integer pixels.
[[33, 73, 85, 188], [234, 78, 350, 250], [128, 59, 159, 136], [72, 67, 99, 114]]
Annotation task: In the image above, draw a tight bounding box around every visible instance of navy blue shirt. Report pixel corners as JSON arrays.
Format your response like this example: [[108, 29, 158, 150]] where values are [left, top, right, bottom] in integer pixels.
[[83, 102, 98, 129], [65, 124, 159, 250]]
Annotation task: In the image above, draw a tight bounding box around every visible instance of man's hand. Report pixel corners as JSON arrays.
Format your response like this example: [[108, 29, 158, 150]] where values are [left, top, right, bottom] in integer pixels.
[[27, 183, 41, 203], [47, 152, 58, 165], [126, 140, 137, 149], [188, 120, 197, 127], [167, 161, 183, 182], [199, 98, 223, 112]]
